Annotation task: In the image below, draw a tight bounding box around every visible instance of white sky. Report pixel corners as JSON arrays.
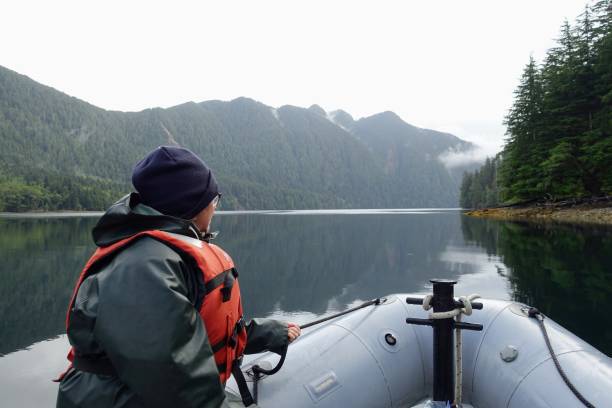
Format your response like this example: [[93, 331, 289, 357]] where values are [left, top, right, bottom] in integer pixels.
[[1, 0, 590, 155]]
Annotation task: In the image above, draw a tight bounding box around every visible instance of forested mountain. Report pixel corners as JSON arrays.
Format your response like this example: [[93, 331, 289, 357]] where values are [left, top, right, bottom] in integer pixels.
[[461, 1, 612, 208], [0, 65, 477, 211], [351, 111, 473, 206]]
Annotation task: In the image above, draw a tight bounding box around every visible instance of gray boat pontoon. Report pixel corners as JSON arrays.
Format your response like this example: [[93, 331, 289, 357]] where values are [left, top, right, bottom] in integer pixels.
[[227, 280, 611, 408]]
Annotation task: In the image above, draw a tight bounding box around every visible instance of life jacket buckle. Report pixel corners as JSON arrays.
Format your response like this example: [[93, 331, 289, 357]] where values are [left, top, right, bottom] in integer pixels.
[[229, 317, 245, 348], [221, 269, 238, 302], [236, 316, 245, 330], [221, 286, 232, 302]]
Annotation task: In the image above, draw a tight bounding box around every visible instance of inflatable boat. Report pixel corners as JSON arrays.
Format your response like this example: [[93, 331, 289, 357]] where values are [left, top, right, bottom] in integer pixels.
[[227, 280, 611, 408]]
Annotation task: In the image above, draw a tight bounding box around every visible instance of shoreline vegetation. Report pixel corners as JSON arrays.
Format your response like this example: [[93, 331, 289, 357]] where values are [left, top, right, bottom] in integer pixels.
[[0, 208, 461, 218], [465, 196, 612, 225], [460, 3, 612, 213], [0, 211, 104, 218]]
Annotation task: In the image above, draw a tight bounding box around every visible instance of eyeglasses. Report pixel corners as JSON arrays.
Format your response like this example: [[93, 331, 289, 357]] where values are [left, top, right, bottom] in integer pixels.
[[212, 193, 222, 208]]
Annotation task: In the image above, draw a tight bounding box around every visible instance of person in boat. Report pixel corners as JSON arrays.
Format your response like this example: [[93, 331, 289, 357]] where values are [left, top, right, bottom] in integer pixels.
[[56, 146, 301, 408]]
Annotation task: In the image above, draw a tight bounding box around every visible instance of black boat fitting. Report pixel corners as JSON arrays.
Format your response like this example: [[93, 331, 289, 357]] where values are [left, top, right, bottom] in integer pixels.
[[405, 279, 484, 407]]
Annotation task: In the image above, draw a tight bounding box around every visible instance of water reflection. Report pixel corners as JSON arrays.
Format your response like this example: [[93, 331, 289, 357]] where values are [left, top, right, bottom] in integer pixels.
[[1, 211, 611, 407], [461, 216, 612, 355], [0, 217, 97, 355], [1, 212, 610, 358], [213, 212, 473, 317], [1, 211, 485, 357], [0, 336, 69, 408]]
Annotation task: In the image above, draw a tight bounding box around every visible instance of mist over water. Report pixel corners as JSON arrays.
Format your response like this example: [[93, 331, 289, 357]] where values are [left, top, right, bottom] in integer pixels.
[[1, 211, 610, 406]]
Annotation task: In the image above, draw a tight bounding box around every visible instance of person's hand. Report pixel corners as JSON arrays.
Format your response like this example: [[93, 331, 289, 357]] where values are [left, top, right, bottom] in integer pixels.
[[287, 322, 301, 343]]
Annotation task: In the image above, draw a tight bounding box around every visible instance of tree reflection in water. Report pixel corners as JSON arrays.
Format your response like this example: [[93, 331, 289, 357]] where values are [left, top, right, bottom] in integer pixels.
[[2, 212, 609, 358], [213, 212, 467, 317], [461, 216, 612, 355], [1, 211, 468, 355], [0, 217, 97, 355]]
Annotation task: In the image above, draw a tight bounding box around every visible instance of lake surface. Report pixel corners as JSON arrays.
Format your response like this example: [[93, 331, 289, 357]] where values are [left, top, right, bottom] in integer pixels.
[[1, 210, 611, 407]]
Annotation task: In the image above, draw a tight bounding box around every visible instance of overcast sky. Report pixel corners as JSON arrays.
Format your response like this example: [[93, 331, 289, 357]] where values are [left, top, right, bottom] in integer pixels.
[[1, 0, 590, 156]]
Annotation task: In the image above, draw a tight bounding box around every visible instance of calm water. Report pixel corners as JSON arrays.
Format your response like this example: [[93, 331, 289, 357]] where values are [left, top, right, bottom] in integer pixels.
[[1, 210, 611, 407]]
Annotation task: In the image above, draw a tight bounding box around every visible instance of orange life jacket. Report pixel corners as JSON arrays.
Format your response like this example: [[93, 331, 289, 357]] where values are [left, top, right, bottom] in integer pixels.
[[63, 230, 247, 384]]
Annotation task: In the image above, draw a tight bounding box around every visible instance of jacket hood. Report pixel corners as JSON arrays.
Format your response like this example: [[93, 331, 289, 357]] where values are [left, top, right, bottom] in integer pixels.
[[92, 193, 202, 247]]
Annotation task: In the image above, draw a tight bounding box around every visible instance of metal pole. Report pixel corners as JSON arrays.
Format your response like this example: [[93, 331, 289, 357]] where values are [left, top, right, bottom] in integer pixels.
[[431, 279, 456, 404]]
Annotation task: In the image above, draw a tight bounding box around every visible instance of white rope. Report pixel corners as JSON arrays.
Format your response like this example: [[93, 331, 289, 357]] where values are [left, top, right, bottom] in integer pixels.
[[421, 293, 481, 407], [455, 294, 480, 406], [422, 294, 433, 311]]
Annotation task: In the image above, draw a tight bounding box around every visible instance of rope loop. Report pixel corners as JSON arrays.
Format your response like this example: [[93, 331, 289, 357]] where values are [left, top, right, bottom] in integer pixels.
[[424, 293, 481, 320], [422, 294, 433, 311], [459, 296, 472, 315]]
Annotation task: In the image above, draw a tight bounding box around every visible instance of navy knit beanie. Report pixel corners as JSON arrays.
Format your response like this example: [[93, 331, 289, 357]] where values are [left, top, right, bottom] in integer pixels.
[[132, 146, 219, 219]]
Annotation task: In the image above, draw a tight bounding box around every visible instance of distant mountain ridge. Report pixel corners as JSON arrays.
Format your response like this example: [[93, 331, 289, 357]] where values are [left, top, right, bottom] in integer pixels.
[[0, 65, 479, 211]]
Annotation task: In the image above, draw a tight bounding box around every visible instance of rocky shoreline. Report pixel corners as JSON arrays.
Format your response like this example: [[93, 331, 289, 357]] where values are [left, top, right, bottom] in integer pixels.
[[465, 198, 612, 225]]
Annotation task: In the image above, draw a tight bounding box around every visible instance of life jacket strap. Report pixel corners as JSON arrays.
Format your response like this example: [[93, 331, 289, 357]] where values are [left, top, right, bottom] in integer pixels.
[[229, 317, 245, 347], [205, 268, 238, 302], [211, 317, 246, 352], [231, 357, 254, 407]]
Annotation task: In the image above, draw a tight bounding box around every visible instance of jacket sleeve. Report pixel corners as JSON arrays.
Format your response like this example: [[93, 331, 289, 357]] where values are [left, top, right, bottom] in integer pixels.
[[244, 318, 288, 355], [93, 239, 230, 408]]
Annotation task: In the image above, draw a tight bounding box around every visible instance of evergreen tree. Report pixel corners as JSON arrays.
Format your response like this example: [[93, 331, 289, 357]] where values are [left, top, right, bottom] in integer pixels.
[[499, 56, 545, 201], [460, 156, 501, 208], [538, 20, 588, 198], [478, 1, 612, 205], [582, 0, 612, 194]]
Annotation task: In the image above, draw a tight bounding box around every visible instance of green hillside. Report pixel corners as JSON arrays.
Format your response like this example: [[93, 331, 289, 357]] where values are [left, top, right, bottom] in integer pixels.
[[0, 65, 475, 211]]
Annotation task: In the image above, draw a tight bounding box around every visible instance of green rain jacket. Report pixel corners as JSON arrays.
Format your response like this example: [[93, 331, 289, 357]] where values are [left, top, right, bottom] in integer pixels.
[[56, 194, 288, 408]]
